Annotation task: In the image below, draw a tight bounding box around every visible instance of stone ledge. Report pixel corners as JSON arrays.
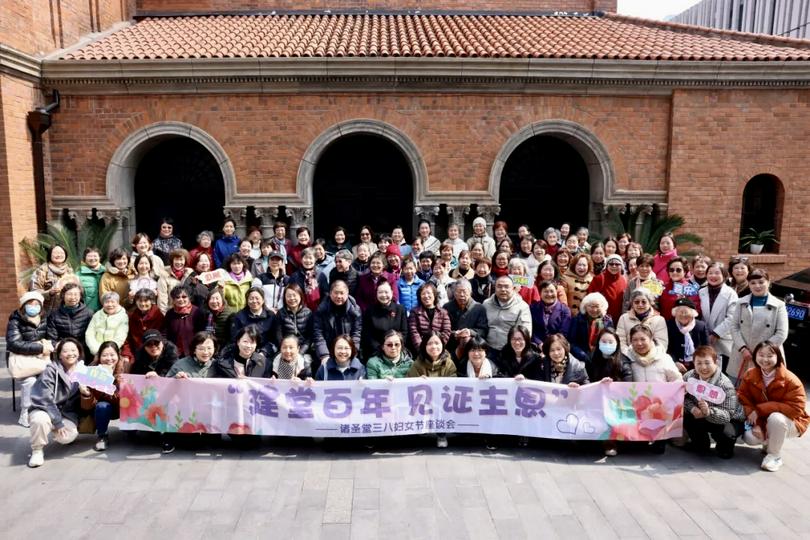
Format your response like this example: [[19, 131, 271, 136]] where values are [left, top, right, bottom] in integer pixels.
[[734, 253, 786, 264]]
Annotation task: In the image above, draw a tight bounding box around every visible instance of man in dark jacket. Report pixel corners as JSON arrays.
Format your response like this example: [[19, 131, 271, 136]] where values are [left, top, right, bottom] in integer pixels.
[[329, 249, 358, 297], [130, 330, 179, 376], [313, 280, 362, 373], [443, 279, 489, 360]]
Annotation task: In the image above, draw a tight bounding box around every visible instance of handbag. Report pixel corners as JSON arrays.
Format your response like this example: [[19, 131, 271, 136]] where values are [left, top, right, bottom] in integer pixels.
[[8, 352, 50, 379]]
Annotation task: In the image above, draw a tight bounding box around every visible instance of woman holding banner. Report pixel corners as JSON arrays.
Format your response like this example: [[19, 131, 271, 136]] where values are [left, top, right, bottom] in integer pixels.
[[540, 334, 589, 387], [408, 331, 457, 448], [365, 330, 412, 380], [591, 327, 632, 456], [313, 335, 365, 381], [166, 331, 217, 378], [271, 335, 312, 379], [81, 341, 124, 452], [209, 326, 267, 379]]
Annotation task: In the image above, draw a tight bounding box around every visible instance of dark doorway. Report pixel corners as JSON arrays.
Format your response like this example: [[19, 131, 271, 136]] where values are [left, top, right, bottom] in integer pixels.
[[313, 134, 414, 243], [498, 135, 590, 239], [739, 174, 783, 253], [134, 138, 226, 246]]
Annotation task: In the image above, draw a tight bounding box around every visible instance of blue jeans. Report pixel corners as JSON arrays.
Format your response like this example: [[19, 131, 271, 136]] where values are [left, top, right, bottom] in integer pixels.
[[95, 401, 113, 437]]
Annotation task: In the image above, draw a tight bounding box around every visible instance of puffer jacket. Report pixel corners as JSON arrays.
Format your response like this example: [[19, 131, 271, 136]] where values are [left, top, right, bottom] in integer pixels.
[[407, 351, 457, 377], [251, 271, 290, 312], [314, 357, 366, 381], [6, 310, 48, 355], [219, 272, 253, 312], [208, 345, 267, 378], [46, 303, 93, 350], [274, 305, 314, 356], [622, 346, 680, 383], [231, 307, 276, 356], [29, 360, 81, 428], [407, 305, 452, 351], [738, 364, 809, 436], [312, 297, 363, 362], [85, 307, 129, 355], [77, 264, 105, 312]]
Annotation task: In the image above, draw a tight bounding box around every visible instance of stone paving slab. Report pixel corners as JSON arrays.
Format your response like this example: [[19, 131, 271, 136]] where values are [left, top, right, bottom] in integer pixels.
[[1, 374, 809, 540]]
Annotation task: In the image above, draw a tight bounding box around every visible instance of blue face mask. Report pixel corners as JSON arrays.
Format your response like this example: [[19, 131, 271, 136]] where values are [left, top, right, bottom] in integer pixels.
[[598, 341, 617, 356], [24, 304, 41, 317]]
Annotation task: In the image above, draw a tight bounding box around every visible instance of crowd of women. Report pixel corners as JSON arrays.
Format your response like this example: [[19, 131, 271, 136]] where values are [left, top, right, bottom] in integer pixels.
[[10, 216, 807, 470]]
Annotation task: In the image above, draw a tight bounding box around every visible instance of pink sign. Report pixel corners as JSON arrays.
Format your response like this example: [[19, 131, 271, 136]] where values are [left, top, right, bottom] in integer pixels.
[[685, 378, 727, 405]]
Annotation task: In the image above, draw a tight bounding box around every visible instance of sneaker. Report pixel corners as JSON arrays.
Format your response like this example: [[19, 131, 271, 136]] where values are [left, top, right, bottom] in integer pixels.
[[18, 409, 29, 428], [161, 441, 175, 454], [604, 447, 618, 457], [436, 436, 448, 448], [761, 454, 783, 472], [94, 436, 108, 452], [28, 449, 44, 468]]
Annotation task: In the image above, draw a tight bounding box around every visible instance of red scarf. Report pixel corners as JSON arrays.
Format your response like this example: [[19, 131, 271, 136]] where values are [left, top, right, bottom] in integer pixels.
[[171, 266, 186, 280], [174, 304, 193, 316]]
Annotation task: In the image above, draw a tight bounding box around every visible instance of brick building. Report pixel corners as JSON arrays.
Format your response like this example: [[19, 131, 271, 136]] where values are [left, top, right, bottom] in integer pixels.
[[2, 0, 810, 321]]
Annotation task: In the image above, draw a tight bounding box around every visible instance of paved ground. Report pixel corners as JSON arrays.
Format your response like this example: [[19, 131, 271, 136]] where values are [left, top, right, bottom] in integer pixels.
[[1, 371, 809, 540]]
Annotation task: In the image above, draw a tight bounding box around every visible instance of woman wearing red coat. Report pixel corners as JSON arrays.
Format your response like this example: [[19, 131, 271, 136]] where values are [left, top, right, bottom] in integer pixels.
[[652, 233, 678, 282], [122, 289, 165, 366], [586, 254, 627, 323], [408, 282, 452, 353]]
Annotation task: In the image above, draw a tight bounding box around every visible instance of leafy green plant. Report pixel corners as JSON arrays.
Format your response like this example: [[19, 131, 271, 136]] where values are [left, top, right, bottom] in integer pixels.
[[603, 205, 703, 256], [18, 220, 119, 281], [739, 228, 779, 250]]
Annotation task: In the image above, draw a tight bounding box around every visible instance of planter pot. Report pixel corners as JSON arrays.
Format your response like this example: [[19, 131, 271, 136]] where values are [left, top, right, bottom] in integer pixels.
[[749, 244, 764, 254]]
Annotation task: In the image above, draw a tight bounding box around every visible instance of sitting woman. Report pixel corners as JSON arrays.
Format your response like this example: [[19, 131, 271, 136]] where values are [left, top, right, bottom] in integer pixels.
[[30, 244, 77, 315], [128, 253, 159, 308], [365, 330, 413, 380], [157, 249, 193, 314], [682, 345, 744, 459], [271, 335, 312, 379], [568, 292, 614, 365], [541, 334, 589, 387], [84, 292, 129, 358], [459, 335, 500, 379], [8, 291, 54, 427], [218, 253, 253, 313], [209, 325, 267, 379], [500, 325, 543, 381], [46, 282, 93, 358], [80, 341, 125, 451], [738, 341, 809, 472], [313, 334, 366, 381], [531, 280, 572, 348], [27, 338, 83, 468], [231, 287, 276, 357], [165, 331, 218, 378], [666, 297, 710, 374]]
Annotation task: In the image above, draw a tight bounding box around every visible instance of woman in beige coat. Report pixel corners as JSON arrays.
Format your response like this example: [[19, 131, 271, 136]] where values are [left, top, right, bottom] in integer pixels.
[[616, 289, 668, 354]]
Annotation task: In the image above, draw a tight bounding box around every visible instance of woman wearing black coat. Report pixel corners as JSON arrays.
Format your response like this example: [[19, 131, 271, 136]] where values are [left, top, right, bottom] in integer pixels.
[[46, 283, 93, 358], [361, 280, 408, 359], [208, 326, 268, 378], [499, 325, 544, 381], [230, 287, 277, 357], [274, 284, 314, 360], [589, 327, 632, 457], [666, 298, 710, 374]]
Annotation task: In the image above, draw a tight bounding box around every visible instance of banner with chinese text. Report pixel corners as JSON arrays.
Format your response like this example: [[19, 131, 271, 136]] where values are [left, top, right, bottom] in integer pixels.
[[119, 375, 684, 441]]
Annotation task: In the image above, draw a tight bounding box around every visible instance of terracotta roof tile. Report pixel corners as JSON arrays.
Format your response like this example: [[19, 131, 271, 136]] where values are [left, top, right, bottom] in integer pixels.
[[62, 13, 810, 61]]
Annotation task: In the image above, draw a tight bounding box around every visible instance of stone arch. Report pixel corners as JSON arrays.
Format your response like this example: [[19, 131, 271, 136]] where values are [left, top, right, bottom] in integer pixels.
[[296, 119, 428, 207], [488, 119, 615, 226], [106, 121, 236, 210]]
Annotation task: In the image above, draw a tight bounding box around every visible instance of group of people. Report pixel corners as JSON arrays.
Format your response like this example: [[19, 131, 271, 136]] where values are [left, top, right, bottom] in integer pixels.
[[11, 216, 807, 470]]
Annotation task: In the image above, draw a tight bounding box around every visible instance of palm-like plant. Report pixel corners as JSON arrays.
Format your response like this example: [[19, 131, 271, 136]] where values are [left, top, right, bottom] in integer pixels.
[[603, 205, 703, 256]]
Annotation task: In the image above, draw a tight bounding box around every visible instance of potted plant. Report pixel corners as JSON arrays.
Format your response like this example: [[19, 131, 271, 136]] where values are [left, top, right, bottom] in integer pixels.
[[739, 228, 779, 254]]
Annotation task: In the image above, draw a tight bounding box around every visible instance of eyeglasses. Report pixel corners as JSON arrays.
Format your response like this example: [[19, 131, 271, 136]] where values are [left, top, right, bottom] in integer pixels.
[[384, 342, 401, 348], [668, 268, 684, 273], [607, 262, 623, 267]]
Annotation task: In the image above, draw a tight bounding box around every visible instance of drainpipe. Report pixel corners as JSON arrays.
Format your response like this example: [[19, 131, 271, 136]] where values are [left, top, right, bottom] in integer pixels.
[[27, 90, 60, 233]]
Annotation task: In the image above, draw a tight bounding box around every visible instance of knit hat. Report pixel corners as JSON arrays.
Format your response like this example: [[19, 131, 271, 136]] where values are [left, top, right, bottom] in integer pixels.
[[385, 244, 402, 259], [19, 291, 44, 307], [605, 254, 624, 266], [473, 217, 487, 228], [672, 297, 699, 318]]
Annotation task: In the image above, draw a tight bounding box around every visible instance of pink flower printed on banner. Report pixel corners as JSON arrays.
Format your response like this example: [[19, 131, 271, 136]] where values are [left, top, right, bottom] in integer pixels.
[[145, 403, 168, 426], [177, 422, 208, 434], [118, 381, 144, 422], [227, 423, 252, 435]]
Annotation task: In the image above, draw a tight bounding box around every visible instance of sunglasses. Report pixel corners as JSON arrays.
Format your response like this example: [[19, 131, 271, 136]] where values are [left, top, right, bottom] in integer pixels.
[[668, 268, 684, 273]]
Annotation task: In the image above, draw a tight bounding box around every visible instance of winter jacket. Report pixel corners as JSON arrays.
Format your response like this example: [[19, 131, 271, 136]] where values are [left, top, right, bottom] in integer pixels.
[[314, 357, 366, 381], [498, 348, 544, 380], [203, 306, 234, 347], [587, 271, 628, 323], [698, 284, 738, 358], [166, 355, 212, 378], [562, 269, 593, 317], [252, 271, 290, 312], [77, 264, 105, 312], [6, 310, 48, 355], [355, 271, 399, 313], [622, 347, 680, 383], [214, 235, 241, 268], [213, 271, 250, 312], [130, 341, 179, 376], [157, 268, 195, 314], [738, 364, 808, 436], [270, 352, 312, 379], [616, 310, 668, 354], [208, 345, 267, 378], [274, 305, 314, 357], [30, 263, 77, 314], [407, 351, 457, 377], [530, 301, 572, 347], [591, 352, 633, 383], [444, 298, 489, 340], [727, 293, 788, 382], [458, 358, 501, 378], [85, 307, 129, 355], [186, 273, 215, 308], [482, 293, 532, 351], [316, 254, 336, 278], [231, 307, 276, 356], [289, 268, 329, 310], [659, 279, 701, 321], [366, 353, 413, 379], [99, 263, 134, 306], [397, 276, 425, 315], [127, 306, 165, 353], [352, 259, 370, 276], [666, 319, 710, 368], [408, 305, 452, 351], [466, 234, 496, 259], [362, 302, 408, 358], [46, 303, 93, 349], [163, 306, 207, 356], [682, 368, 744, 425], [470, 274, 495, 304], [567, 312, 614, 363], [29, 360, 81, 428], [329, 267, 359, 297], [313, 297, 363, 362], [541, 355, 590, 385], [622, 275, 665, 313]]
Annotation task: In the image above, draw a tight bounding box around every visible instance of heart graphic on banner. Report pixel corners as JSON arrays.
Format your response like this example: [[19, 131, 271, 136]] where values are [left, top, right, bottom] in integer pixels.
[[556, 413, 579, 434]]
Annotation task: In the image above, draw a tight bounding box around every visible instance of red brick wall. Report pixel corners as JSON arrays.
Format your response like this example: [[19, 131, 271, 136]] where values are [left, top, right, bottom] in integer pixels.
[[47, 92, 668, 199], [668, 89, 810, 279], [0, 0, 133, 56], [0, 75, 44, 321], [136, 0, 617, 14]]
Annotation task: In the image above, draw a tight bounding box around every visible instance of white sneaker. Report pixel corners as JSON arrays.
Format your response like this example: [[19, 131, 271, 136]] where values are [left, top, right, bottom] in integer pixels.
[[18, 409, 29, 428], [436, 436, 448, 448], [761, 454, 783, 472], [28, 449, 44, 468], [94, 437, 108, 452]]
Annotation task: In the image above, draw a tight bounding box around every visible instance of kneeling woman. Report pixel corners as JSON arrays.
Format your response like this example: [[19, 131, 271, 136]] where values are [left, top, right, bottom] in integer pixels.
[[27, 338, 83, 468], [541, 334, 589, 387], [209, 325, 267, 378], [80, 341, 125, 451], [271, 335, 312, 379], [738, 341, 808, 472], [165, 332, 218, 379]]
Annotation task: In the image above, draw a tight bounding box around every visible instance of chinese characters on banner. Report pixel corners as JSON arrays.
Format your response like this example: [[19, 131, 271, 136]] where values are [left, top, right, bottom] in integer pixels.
[[119, 375, 684, 441]]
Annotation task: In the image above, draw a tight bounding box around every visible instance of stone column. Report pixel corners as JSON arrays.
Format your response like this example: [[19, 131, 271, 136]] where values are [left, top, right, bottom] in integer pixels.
[[96, 208, 131, 250], [445, 204, 471, 236], [66, 209, 94, 231], [414, 205, 440, 231], [631, 204, 653, 242], [223, 206, 247, 237], [287, 207, 313, 232], [254, 206, 279, 239], [476, 204, 501, 237]]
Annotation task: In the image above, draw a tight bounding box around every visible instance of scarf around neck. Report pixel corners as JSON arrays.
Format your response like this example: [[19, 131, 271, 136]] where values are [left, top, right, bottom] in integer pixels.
[[467, 358, 492, 379], [676, 319, 697, 362]]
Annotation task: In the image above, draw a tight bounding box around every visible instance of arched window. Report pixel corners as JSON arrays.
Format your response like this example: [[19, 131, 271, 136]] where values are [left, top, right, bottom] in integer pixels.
[[739, 174, 783, 253]]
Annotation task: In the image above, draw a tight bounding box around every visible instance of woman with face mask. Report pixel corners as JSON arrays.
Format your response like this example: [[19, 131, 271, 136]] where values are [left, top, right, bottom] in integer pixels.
[[80, 341, 125, 451], [590, 328, 632, 456]]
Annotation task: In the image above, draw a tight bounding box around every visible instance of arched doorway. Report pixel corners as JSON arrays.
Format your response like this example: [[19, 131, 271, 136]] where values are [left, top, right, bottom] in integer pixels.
[[497, 135, 590, 238], [134, 138, 226, 245], [312, 134, 414, 243]]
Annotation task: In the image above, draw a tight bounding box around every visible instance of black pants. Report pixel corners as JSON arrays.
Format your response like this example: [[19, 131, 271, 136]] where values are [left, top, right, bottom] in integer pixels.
[[684, 414, 741, 456]]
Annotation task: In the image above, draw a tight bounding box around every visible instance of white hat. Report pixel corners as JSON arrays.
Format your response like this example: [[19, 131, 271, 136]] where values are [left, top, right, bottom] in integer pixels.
[[605, 254, 624, 265], [19, 291, 45, 307], [473, 217, 487, 227]]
